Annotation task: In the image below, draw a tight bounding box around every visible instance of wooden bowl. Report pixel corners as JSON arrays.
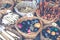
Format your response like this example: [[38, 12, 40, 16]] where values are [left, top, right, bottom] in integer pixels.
[[15, 16, 43, 39]]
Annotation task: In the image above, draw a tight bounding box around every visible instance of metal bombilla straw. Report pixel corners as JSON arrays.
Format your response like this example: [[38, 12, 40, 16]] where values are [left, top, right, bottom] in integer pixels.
[[35, 0, 41, 17], [37, 0, 45, 17], [41, 0, 45, 16]]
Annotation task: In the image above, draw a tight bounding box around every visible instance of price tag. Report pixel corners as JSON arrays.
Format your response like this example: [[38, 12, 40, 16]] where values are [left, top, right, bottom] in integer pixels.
[[52, 22, 57, 27], [7, 10, 12, 14]]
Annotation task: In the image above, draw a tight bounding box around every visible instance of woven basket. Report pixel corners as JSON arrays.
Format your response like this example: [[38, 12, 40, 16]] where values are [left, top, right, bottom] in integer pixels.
[[0, 0, 14, 14], [14, 1, 37, 16], [36, 2, 59, 24], [40, 24, 60, 40], [15, 16, 43, 39]]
